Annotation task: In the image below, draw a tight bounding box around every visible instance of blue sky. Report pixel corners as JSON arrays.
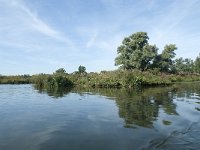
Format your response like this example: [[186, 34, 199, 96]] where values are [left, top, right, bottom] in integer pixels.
[[0, 0, 200, 75]]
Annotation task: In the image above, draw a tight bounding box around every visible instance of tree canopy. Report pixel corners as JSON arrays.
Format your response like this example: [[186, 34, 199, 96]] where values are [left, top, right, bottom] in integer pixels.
[[153, 44, 177, 72], [55, 68, 66, 74], [78, 65, 86, 74], [115, 32, 181, 73], [115, 32, 158, 71]]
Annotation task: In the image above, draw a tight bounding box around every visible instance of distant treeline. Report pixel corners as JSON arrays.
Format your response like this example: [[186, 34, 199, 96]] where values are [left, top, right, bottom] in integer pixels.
[[0, 75, 31, 84], [1, 32, 200, 88]]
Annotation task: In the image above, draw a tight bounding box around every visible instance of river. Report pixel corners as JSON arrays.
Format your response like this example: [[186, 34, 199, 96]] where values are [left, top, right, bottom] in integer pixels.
[[0, 83, 200, 150]]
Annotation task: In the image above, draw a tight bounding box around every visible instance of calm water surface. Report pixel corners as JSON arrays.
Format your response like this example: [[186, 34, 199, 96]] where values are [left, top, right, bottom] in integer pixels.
[[0, 83, 200, 150]]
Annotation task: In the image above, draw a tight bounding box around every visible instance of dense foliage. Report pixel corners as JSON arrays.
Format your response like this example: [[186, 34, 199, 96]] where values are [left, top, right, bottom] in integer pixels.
[[115, 32, 158, 71], [115, 32, 200, 74], [32, 69, 73, 90], [153, 44, 177, 72], [78, 65, 86, 74], [70, 70, 200, 88]]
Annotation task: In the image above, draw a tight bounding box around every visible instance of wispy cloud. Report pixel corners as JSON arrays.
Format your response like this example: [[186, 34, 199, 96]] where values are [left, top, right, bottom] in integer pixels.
[[86, 33, 97, 48], [20, 5, 59, 37], [148, 0, 200, 58], [151, 0, 199, 35], [0, 0, 73, 48]]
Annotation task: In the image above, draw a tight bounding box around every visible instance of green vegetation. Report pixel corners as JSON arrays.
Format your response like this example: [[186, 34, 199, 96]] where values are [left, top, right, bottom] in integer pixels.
[[68, 70, 200, 88], [115, 32, 158, 71], [32, 68, 73, 90], [0, 75, 31, 84], [78, 65, 86, 74], [153, 44, 177, 73], [194, 54, 200, 73], [1, 31, 200, 88], [115, 31, 200, 74]]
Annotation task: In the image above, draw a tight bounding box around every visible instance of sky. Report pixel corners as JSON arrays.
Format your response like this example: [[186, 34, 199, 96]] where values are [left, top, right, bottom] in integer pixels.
[[0, 0, 200, 75]]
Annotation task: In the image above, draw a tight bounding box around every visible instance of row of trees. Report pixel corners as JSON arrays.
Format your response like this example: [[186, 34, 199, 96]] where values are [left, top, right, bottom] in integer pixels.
[[115, 32, 200, 73]]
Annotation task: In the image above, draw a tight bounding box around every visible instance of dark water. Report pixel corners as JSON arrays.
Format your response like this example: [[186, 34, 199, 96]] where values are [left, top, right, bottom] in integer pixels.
[[0, 83, 200, 150]]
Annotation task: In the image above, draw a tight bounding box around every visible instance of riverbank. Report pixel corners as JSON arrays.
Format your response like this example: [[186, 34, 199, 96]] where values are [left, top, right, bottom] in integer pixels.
[[0, 75, 31, 84], [1, 70, 200, 88], [68, 70, 200, 88]]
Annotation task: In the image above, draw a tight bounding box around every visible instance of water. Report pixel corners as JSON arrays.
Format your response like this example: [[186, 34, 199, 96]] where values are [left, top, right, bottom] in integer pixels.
[[0, 83, 200, 150]]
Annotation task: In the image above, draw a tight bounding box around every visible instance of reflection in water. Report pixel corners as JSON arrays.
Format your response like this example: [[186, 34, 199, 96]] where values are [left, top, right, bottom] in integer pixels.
[[34, 83, 200, 129], [13, 82, 200, 150], [35, 85, 72, 98], [162, 120, 172, 125], [71, 86, 180, 128]]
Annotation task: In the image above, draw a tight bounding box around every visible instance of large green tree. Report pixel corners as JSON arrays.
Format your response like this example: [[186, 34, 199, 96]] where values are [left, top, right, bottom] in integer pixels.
[[115, 32, 158, 71]]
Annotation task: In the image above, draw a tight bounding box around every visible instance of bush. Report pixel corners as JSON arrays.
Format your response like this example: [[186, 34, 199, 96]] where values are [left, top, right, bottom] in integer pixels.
[[33, 74, 73, 89]]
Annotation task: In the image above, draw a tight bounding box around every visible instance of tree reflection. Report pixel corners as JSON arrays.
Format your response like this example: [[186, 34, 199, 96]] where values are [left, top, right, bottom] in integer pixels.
[[113, 88, 178, 128], [73, 86, 179, 128], [34, 82, 200, 128], [34, 85, 72, 98]]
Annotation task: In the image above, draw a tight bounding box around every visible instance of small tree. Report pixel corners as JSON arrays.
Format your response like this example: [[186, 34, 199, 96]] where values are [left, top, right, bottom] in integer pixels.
[[55, 68, 66, 74], [78, 65, 86, 74]]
